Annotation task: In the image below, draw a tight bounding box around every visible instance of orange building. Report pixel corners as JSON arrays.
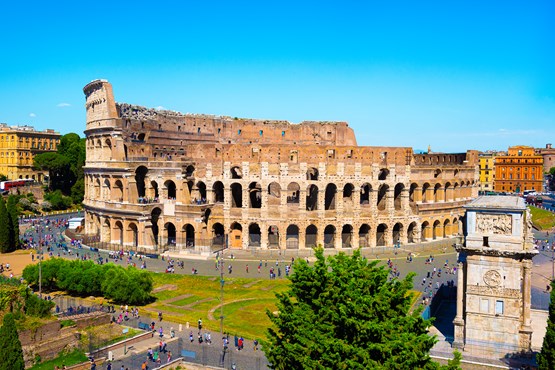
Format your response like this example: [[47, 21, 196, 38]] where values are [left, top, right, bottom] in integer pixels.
[[494, 146, 543, 193]]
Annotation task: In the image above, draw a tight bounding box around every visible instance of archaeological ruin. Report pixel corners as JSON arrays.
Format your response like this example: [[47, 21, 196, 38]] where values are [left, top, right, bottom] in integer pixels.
[[82, 79, 479, 252]]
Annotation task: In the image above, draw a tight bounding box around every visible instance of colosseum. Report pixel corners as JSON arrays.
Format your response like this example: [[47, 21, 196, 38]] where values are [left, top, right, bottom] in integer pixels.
[[82, 79, 479, 253]]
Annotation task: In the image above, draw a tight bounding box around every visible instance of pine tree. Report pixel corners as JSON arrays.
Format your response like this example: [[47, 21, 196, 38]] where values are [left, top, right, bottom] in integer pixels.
[[264, 248, 460, 369], [538, 282, 555, 369], [0, 197, 11, 253], [0, 313, 25, 370], [7, 195, 20, 250]]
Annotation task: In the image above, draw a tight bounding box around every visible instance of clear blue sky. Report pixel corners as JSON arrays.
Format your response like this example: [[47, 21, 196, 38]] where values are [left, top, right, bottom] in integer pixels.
[[1, 1, 553, 153]]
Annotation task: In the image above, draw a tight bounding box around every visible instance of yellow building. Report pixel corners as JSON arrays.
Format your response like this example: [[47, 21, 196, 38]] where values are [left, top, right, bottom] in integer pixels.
[[478, 152, 498, 193], [0, 124, 61, 181]]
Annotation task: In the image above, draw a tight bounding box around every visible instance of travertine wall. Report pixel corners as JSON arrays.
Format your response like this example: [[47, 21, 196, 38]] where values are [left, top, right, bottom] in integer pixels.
[[82, 79, 479, 252]]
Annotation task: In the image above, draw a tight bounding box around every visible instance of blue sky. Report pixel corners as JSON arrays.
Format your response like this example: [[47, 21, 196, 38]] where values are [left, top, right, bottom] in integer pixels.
[[1, 1, 553, 152]]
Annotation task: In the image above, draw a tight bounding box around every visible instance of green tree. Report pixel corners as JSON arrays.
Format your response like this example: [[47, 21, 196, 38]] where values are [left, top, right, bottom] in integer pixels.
[[264, 248, 460, 370], [549, 167, 555, 176], [0, 313, 25, 370], [0, 197, 12, 253], [7, 195, 20, 249], [538, 281, 555, 369]]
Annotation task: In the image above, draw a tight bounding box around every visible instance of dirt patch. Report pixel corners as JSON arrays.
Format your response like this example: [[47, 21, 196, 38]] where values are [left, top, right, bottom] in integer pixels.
[[0, 249, 50, 277], [152, 284, 177, 293]]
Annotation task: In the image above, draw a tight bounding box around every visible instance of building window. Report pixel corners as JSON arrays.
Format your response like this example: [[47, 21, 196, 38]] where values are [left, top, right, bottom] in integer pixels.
[[532, 174, 535, 180], [238, 129, 242, 135], [259, 130, 263, 136], [495, 300, 504, 315], [281, 131, 285, 137], [480, 298, 490, 313], [483, 236, 489, 247]]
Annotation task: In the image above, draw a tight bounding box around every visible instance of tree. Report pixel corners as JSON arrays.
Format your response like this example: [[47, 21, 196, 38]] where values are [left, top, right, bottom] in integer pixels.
[[0, 313, 25, 370], [538, 281, 555, 369], [7, 195, 20, 249], [0, 197, 12, 253], [550, 167, 555, 176], [264, 248, 460, 370]]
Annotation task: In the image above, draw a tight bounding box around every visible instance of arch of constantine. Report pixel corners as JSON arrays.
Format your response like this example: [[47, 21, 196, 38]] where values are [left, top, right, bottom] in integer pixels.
[[82, 79, 479, 252]]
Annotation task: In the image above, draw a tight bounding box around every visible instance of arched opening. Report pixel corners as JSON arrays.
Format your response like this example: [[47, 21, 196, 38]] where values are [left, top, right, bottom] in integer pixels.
[[324, 183, 337, 210], [151, 208, 161, 245], [268, 225, 279, 249], [360, 183, 371, 205], [268, 182, 281, 206], [377, 184, 389, 211], [103, 178, 111, 200], [444, 182, 452, 202], [230, 183, 243, 208], [422, 183, 430, 203], [407, 222, 417, 243], [376, 224, 387, 246], [248, 223, 261, 247], [231, 166, 242, 179], [183, 224, 195, 248], [165, 180, 176, 199], [443, 219, 451, 238], [196, 181, 207, 201], [433, 220, 441, 240], [434, 183, 442, 202], [324, 225, 336, 248], [165, 222, 176, 246], [393, 223, 403, 246], [378, 168, 389, 180], [306, 184, 318, 211], [230, 222, 243, 248], [286, 182, 300, 204], [343, 183, 354, 202], [394, 183, 404, 210], [124, 144, 128, 160], [286, 225, 299, 249], [409, 183, 418, 203], [137, 133, 146, 141], [185, 165, 195, 178], [212, 223, 225, 248], [421, 221, 430, 241], [151, 180, 159, 199], [341, 224, 353, 248], [306, 167, 319, 180], [114, 220, 123, 246], [249, 182, 262, 208], [114, 180, 124, 202], [305, 225, 318, 248], [102, 219, 111, 243], [359, 224, 370, 248], [128, 223, 138, 248], [135, 166, 148, 198], [213, 181, 224, 203]]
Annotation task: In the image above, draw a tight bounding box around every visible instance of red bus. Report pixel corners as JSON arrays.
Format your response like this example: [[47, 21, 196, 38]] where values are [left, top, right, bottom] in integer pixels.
[[0, 179, 35, 191]]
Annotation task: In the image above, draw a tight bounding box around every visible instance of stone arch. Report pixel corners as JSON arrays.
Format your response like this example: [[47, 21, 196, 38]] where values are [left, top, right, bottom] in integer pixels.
[[102, 218, 111, 243], [377, 184, 389, 211], [249, 182, 262, 208], [325, 183, 337, 210], [393, 223, 403, 245], [231, 166, 242, 179], [394, 183, 404, 210], [341, 224, 353, 248], [378, 168, 389, 180], [434, 183, 442, 202], [360, 183, 371, 205], [305, 225, 318, 248], [443, 219, 451, 237], [286, 225, 299, 249], [196, 181, 207, 201], [150, 180, 160, 199], [113, 179, 124, 202], [128, 222, 138, 248], [185, 165, 195, 178], [230, 183, 242, 208], [105, 138, 112, 159], [164, 222, 176, 246], [407, 222, 417, 243], [343, 183, 354, 202], [212, 223, 225, 248], [268, 182, 281, 206], [422, 183, 430, 202], [286, 182, 300, 204], [306, 184, 319, 211], [409, 183, 418, 203], [151, 207, 162, 245], [421, 221, 431, 241], [433, 220, 442, 240], [103, 178, 111, 200], [113, 220, 123, 246], [230, 222, 243, 248], [164, 180, 176, 199], [306, 167, 319, 180], [94, 177, 101, 199], [135, 166, 148, 198], [182, 224, 195, 247], [268, 225, 279, 249], [434, 168, 442, 178], [324, 225, 336, 248], [248, 223, 261, 247], [359, 224, 370, 247], [376, 223, 387, 246], [444, 182, 452, 202], [213, 181, 224, 203]]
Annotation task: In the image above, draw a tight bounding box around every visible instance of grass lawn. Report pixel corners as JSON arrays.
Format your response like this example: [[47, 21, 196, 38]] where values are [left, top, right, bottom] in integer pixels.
[[530, 206, 555, 230], [142, 273, 289, 339], [29, 349, 87, 370]]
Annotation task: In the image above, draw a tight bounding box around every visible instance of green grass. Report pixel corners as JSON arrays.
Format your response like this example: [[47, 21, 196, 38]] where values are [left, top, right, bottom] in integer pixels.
[[144, 273, 289, 339], [530, 206, 555, 230], [60, 319, 76, 328], [29, 349, 87, 370]]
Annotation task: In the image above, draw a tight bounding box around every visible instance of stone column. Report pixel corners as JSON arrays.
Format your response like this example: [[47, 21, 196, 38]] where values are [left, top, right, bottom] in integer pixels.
[[298, 228, 306, 249], [425, 187, 434, 203], [386, 188, 394, 213], [401, 189, 410, 212], [353, 187, 361, 212], [261, 226, 269, 250], [453, 261, 465, 349], [519, 259, 533, 351], [414, 186, 422, 203], [299, 189, 307, 211]]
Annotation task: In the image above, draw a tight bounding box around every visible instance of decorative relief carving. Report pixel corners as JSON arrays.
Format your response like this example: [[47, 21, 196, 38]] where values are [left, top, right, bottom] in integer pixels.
[[467, 285, 520, 298], [483, 270, 502, 287], [476, 214, 512, 235]]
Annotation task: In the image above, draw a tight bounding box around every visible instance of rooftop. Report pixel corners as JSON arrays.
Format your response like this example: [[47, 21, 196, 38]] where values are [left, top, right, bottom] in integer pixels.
[[464, 195, 525, 211]]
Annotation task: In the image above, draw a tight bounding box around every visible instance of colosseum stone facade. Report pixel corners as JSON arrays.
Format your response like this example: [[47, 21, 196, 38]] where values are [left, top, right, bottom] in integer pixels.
[[82, 79, 479, 252]]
